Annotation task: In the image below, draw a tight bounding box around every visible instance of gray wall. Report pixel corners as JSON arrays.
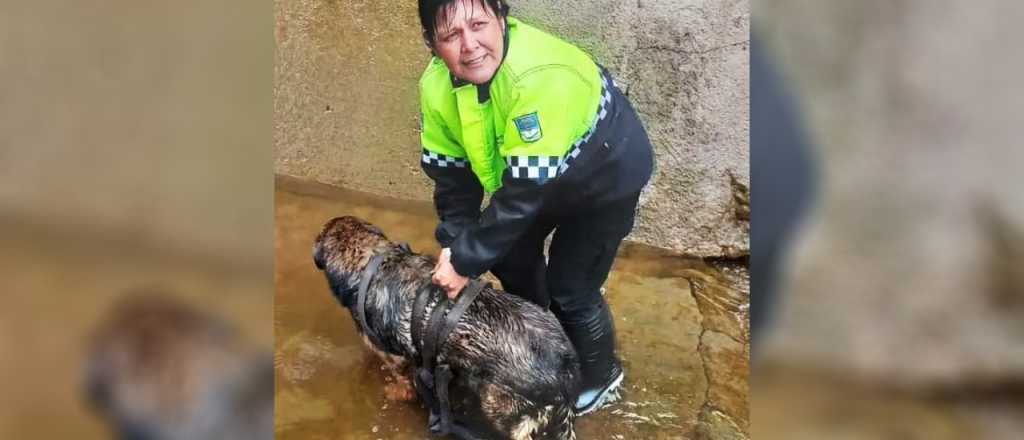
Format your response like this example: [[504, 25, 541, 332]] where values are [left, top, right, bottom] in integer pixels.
[[759, 0, 1024, 386], [274, 0, 750, 257], [0, 0, 272, 273]]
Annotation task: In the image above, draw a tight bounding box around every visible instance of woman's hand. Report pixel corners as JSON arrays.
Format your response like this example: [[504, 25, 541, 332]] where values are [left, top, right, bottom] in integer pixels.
[[432, 248, 469, 299]]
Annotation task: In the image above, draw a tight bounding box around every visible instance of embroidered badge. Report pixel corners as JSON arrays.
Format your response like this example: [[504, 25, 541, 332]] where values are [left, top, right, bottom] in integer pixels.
[[513, 112, 543, 143]]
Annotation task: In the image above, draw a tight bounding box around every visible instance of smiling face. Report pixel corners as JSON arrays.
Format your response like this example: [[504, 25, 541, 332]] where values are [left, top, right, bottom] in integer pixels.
[[431, 0, 505, 85]]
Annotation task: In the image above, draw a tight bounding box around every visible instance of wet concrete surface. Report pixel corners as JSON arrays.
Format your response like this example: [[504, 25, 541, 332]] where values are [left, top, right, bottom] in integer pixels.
[[274, 176, 751, 439]]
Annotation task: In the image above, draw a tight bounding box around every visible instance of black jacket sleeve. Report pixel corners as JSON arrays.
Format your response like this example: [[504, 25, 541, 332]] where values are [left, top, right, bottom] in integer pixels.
[[421, 161, 484, 248], [448, 170, 548, 278]]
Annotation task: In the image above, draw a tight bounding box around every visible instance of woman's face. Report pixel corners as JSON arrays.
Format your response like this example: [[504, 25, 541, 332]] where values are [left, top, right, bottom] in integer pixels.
[[432, 0, 505, 85]]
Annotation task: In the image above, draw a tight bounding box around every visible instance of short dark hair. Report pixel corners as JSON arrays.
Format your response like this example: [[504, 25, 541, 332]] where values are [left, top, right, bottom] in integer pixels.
[[418, 0, 510, 45]]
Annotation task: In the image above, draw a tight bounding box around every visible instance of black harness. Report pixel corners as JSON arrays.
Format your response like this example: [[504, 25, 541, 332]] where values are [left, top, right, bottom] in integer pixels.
[[411, 278, 486, 439], [354, 253, 390, 351], [350, 247, 487, 439]]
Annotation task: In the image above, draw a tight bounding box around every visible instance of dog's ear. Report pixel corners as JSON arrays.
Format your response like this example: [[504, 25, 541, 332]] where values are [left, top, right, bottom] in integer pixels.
[[312, 241, 326, 271]]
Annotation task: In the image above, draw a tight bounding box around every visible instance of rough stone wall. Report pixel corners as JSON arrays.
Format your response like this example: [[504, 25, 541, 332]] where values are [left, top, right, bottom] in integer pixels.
[[274, 0, 750, 257]]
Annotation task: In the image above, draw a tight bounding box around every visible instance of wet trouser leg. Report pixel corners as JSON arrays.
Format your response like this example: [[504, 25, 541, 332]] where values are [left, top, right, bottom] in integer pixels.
[[547, 192, 639, 390], [489, 218, 556, 309]]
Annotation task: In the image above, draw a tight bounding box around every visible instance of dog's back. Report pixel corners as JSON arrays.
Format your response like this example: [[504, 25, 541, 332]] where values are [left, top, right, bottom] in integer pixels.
[[434, 284, 580, 440], [313, 216, 580, 439]]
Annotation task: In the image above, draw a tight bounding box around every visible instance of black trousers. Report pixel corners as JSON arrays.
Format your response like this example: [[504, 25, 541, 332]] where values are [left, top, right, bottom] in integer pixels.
[[490, 191, 640, 388]]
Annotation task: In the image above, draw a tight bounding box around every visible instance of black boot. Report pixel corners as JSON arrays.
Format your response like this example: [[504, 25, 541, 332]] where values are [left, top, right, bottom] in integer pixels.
[[554, 300, 624, 415]]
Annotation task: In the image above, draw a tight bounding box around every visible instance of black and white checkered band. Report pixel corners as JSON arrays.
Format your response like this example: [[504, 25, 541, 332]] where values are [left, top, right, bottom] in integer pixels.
[[506, 155, 562, 182], [508, 71, 614, 183], [422, 149, 468, 168]]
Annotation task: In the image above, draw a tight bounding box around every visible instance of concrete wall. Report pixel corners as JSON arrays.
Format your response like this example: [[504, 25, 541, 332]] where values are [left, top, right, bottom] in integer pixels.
[[0, 0, 273, 273], [0, 3, 273, 437], [274, 0, 750, 257]]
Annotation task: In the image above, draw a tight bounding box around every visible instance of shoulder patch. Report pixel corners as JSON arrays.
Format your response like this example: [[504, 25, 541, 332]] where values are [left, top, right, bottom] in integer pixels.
[[513, 112, 543, 143]]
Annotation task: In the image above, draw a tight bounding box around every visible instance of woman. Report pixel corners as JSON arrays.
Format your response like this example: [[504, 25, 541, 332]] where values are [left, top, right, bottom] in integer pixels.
[[419, 0, 654, 415]]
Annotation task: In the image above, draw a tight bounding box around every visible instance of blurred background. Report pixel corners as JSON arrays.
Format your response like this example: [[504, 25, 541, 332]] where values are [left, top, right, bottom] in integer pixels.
[[0, 1, 273, 438], [753, 0, 1024, 439]]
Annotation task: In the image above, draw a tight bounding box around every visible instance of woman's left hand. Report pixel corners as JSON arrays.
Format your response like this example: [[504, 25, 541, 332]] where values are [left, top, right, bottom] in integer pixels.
[[432, 248, 469, 299]]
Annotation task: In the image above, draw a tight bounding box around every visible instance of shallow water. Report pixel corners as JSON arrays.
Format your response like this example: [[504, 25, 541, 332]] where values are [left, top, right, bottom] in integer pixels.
[[274, 176, 749, 439]]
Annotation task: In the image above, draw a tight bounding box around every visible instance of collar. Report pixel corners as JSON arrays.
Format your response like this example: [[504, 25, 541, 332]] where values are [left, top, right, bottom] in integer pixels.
[[336, 243, 411, 309], [337, 285, 359, 308], [354, 254, 388, 351], [348, 243, 412, 355]]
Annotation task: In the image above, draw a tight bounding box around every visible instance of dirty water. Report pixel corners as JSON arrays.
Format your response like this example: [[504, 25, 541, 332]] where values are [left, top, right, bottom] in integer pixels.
[[274, 176, 750, 439]]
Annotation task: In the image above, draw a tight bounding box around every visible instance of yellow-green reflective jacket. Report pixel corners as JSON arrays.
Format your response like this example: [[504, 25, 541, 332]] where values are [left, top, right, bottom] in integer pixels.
[[419, 17, 603, 194], [418, 17, 654, 277]]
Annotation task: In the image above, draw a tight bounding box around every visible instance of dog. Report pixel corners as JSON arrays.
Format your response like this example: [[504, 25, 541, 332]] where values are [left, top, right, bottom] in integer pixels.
[[83, 292, 273, 440], [313, 216, 581, 440]]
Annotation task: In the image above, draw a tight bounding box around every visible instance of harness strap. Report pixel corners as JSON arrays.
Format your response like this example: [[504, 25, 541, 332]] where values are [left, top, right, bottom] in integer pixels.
[[435, 364, 454, 435], [421, 279, 487, 372], [355, 254, 386, 351], [415, 367, 439, 420], [414, 289, 450, 428], [410, 282, 433, 354], [421, 291, 451, 373], [416, 280, 487, 436], [353, 243, 413, 355], [435, 280, 486, 356]]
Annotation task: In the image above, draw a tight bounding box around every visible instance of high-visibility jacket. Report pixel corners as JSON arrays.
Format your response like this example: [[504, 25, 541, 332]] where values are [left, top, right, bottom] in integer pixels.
[[420, 17, 654, 277]]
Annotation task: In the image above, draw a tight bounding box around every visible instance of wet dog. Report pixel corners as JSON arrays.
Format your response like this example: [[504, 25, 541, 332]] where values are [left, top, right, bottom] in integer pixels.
[[84, 292, 273, 440], [313, 216, 581, 440]]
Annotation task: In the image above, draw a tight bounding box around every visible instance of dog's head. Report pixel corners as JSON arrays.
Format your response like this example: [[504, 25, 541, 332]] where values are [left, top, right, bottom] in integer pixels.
[[84, 292, 271, 440], [312, 216, 390, 277]]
